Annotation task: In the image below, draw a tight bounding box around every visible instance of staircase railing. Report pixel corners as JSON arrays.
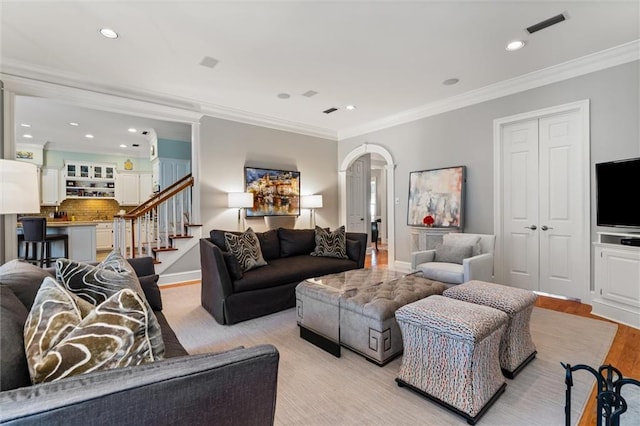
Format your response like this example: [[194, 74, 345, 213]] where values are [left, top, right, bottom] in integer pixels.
[[113, 174, 194, 259]]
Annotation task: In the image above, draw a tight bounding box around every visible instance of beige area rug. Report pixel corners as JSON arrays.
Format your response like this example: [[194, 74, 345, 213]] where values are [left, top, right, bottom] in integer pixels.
[[161, 284, 618, 426]]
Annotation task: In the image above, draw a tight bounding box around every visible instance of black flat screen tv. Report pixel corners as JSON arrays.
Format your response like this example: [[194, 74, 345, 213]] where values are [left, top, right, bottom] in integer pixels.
[[595, 157, 640, 228]]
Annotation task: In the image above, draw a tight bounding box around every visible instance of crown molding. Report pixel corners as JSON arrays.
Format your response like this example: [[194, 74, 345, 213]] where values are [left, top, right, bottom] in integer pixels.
[[44, 141, 149, 159], [338, 40, 640, 140]]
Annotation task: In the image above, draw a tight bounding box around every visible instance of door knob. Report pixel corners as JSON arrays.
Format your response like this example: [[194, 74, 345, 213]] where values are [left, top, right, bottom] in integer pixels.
[[524, 225, 537, 230], [541, 225, 553, 231]]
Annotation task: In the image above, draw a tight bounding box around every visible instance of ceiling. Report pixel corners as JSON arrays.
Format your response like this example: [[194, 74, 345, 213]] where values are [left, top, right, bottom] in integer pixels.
[[1, 1, 639, 143]]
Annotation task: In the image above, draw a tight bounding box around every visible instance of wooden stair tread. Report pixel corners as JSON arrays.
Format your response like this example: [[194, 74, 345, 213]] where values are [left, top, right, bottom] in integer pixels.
[[152, 247, 179, 253], [169, 235, 193, 239], [185, 223, 203, 227]]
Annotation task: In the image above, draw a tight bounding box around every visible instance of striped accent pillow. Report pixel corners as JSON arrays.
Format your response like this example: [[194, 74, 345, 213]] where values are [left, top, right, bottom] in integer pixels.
[[311, 226, 348, 259], [224, 227, 268, 272], [24, 277, 156, 384], [55, 251, 164, 360]]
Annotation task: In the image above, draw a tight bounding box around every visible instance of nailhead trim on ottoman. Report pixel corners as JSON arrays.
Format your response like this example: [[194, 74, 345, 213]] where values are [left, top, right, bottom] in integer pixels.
[[443, 280, 538, 379], [395, 295, 508, 425]]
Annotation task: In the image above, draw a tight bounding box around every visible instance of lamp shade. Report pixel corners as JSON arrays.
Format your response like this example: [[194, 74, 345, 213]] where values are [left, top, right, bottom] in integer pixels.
[[301, 194, 323, 209], [227, 192, 254, 208], [0, 159, 40, 214]]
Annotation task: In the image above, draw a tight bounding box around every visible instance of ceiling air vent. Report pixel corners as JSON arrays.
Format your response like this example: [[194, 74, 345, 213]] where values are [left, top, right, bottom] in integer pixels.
[[526, 13, 566, 34], [302, 90, 318, 98], [323, 107, 338, 114], [142, 131, 149, 135]]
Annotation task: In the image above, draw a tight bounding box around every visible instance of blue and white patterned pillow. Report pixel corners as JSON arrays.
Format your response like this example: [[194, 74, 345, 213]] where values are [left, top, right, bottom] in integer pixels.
[[224, 227, 268, 272], [311, 226, 348, 259]]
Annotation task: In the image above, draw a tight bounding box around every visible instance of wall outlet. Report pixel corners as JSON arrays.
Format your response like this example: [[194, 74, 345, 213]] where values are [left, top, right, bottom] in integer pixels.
[[395, 197, 400, 205]]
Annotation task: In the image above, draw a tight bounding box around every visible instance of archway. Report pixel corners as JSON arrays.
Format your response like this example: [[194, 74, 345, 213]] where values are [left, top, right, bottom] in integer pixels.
[[339, 143, 395, 267]]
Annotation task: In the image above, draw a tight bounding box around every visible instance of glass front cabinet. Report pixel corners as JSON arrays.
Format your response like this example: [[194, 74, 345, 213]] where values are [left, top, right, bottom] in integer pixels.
[[64, 162, 116, 199]]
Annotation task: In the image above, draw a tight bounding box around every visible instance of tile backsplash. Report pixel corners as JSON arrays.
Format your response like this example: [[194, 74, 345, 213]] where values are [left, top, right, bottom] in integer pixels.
[[40, 199, 132, 221]]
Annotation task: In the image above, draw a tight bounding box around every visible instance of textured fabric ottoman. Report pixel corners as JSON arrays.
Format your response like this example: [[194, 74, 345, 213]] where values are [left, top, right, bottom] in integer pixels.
[[296, 271, 446, 365], [395, 295, 508, 425], [443, 280, 538, 378], [339, 274, 446, 365]]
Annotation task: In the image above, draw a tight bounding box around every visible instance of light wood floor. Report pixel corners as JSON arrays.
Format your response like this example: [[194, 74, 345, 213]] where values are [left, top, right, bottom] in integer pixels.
[[365, 247, 640, 426]]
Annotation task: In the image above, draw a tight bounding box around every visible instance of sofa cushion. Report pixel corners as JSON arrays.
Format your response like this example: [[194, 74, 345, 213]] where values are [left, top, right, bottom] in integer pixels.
[[346, 239, 362, 263], [25, 277, 156, 384], [225, 228, 268, 272], [0, 259, 53, 310], [443, 233, 482, 256], [211, 229, 237, 250], [278, 228, 315, 257], [139, 274, 162, 311], [222, 251, 244, 280], [232, 255, 358, 293], [256, 229, 280, 261], [434, 243, 473, 264], [56, 253, 165, 360], [417, 262, 465, 284], [1, 285, 32, 391], [311, 226, 348, 259]]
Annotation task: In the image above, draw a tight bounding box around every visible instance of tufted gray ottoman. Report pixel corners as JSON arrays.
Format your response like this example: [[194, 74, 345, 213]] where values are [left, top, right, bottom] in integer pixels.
[[443, 280, 538, 378], [395, 295, 508, 425], [296, 269, 446, 365]]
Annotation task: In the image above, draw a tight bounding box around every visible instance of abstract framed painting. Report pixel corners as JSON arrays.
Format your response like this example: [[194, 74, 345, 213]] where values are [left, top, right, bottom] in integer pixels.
[[407, 165, 465, 229], [245, 167, 301, 217]]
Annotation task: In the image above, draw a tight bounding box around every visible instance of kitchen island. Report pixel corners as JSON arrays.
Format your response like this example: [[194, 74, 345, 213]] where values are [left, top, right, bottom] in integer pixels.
[[18, 221, 98, 263]]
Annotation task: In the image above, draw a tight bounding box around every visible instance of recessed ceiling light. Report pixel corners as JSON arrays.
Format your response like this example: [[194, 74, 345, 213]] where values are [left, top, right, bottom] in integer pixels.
[[506, 40, 526, 51], [23, 134, 33, 139], [346, 105, 356, 111], [20, 123, 31, 128], [128, 128, 137, 133], [277, 93, 291, 99], [99, 28, 118, 39], [69, 122, 79, 126], [85, 134, 94, 139], [120, 144, 127, 148], [442, 78, 460, 86]]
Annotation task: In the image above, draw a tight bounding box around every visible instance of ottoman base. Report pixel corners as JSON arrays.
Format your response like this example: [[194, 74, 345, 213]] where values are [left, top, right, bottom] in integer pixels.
[[396, 378, 506, 425], [503, 350, 537, 379]]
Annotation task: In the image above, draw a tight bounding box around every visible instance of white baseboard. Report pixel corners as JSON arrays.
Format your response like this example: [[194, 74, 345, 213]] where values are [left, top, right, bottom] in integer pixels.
[[158, 269, 202, 286], [392, 261, 412, 272]]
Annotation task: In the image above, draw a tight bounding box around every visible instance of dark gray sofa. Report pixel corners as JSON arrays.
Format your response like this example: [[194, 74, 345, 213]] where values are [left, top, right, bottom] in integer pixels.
[[0, 257, 279, 425], [200, 228, 367, 325]]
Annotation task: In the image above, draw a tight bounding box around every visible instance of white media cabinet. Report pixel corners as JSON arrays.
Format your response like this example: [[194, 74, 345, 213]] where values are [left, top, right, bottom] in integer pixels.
[[591, 232, 640, 329]]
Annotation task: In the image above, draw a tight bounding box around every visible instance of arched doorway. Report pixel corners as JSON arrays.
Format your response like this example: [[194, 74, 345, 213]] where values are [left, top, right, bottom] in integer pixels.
[[339, 143, 395, 267]]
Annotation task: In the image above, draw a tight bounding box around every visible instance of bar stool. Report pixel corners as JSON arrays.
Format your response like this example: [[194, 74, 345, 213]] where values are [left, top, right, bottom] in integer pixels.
[[19, 217, 69, 267]]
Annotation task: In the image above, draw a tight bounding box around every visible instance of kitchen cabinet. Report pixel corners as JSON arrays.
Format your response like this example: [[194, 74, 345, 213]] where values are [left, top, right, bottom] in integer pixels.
[[96, 222, 113, 250], [40, 167, 61, 205], [64, 161, 116, 199], [116, 172, 140, 205], [116, 172, 154, 205]]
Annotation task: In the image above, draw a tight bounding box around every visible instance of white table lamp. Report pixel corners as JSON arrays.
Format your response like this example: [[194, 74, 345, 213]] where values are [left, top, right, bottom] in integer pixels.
[[227, 192, 254, 230], [301, 194, 323, 228], [0, 159, 40, 214]]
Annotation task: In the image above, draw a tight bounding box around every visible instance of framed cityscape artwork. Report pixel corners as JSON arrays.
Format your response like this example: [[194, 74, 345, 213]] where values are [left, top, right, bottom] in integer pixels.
[[407, 165, 465, 229], [245, 167, 301, 217]]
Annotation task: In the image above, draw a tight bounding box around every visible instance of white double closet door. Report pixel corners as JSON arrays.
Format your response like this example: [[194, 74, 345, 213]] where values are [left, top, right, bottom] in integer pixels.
[[497, 101, 590, 302]]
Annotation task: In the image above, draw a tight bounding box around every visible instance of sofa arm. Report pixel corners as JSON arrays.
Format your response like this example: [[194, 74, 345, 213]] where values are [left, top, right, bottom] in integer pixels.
[[463, 253, 494, 282], [411, 250, 436, 270], [200, 238, 235, 324], [0, 345, 279, 426]]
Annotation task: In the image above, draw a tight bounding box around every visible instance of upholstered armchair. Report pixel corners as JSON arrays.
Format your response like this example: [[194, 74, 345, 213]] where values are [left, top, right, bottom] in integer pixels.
[[411, 233, 495, 285]]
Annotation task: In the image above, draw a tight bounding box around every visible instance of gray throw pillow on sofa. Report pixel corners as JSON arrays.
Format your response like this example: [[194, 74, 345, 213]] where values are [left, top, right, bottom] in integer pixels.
[[0, 259, 53, 310], [225, 228, 268, 272], [0, 285, 32, 391], [311, 226, 348, 259], [434, 244, 473, 264]]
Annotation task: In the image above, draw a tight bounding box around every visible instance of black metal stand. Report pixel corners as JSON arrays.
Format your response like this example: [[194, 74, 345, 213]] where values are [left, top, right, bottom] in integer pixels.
[[562, 362, 640, 426]]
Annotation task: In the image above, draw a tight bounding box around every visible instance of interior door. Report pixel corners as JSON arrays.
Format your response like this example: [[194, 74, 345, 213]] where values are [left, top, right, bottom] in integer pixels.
[[537, 111, 586, 299], [502, 119, 540, 291], [501, 109, 587, 300], [347, 157, 368, 233]]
